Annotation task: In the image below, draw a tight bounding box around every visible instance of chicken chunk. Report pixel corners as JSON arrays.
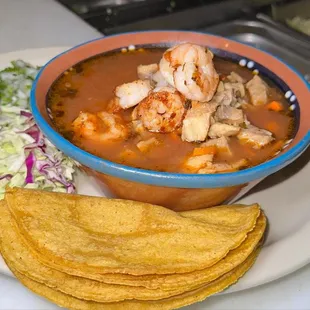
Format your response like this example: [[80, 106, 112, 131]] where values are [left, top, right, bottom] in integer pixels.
[[217, 81, 225, 92], [224, 82, 245, 98], [192, 101, 219, 113], [246, 75, 268, 106], [213, 88, 233, 106], [215, 105, 244, 126], [181, 103, 214, 142], [227, 71, 245, 84], [213, 80, 245, 106], [210, 116, 216, 125], [237, 124, 273, 149], [132, 120, 147, 136], [198, 159, 248, 174], [208, 123, 240, 138], [202, 136, 232, 154], [137, 64, 159, 80], [137, 137, 161, 153], [232, 98, 248, 109], [183, 154, 214, 172]]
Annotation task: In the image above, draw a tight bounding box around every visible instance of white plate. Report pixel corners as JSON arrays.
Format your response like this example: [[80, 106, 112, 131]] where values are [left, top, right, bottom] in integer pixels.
[[0, 48, 310, 306]]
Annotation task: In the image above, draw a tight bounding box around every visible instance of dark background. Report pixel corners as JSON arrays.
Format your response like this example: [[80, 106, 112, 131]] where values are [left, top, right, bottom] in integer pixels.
[[57, 0, 308, 36]]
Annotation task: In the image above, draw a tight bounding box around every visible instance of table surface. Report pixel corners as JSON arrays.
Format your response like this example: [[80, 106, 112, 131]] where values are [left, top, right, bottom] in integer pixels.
[[0, 1, 310, 309]]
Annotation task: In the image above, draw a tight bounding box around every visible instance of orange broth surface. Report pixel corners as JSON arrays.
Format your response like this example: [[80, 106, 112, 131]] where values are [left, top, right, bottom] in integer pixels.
[[48, 48, 294, 173]]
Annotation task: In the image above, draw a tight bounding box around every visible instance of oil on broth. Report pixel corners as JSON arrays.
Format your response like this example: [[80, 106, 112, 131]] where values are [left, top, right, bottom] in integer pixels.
[[48, 48, 294, 173]]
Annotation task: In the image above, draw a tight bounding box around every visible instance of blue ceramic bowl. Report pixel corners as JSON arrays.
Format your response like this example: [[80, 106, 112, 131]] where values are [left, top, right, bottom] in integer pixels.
[[30, 31, 310, 211]]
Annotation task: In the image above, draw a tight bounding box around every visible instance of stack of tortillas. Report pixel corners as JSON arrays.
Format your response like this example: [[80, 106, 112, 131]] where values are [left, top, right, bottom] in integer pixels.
[[0, 187, 266, 309]]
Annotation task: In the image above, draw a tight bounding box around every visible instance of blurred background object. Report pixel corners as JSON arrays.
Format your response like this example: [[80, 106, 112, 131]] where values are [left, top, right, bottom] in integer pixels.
[[57, 0, 309, 82], [58, 0, 208, 33], [271, 0, 310, 36], [57, 0, 310, 37]]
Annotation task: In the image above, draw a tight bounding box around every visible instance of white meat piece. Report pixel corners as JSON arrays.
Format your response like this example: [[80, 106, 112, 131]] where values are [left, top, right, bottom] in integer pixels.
[[210, 116, 216, 125], [198, 159, 248, 174], [224, 82, 245, 98], [246, 75, 268, 106], [215, 105, 244, 126], [132, 120, 147, 136], [115, 80, 152, 109], [227, 71, 245, 83], [183, 154, 214, 171], [190, 101, 219, 114], [232, 98, 247, 109], [237, 124, 273, 149], [181, 103, 213, 142], [137, 64, 158, 80], [217, 81, 225, 92], [213, 82, 245, 106], [243, 115, 251, 127], [213, 88, 233, 105], [132, 108, 148, 137], [137, 137, 160, 153], [194, 101, 219, 113], [152, 70, 169, 88], [202, 136, 232, 154], [208, 123, 240, 138]]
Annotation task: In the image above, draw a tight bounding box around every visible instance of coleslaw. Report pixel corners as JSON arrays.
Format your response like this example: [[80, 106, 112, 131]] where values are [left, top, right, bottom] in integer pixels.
[[0, 60, 78, 199]]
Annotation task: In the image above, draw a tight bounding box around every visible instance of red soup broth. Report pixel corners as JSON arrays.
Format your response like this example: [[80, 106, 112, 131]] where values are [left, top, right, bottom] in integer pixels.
[[48, 48, 294, 173]]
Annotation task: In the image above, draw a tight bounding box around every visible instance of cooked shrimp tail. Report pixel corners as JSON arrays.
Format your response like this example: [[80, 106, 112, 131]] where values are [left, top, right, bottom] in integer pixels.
[[159, 43, 219, 102], [115, 80, 152, 109]]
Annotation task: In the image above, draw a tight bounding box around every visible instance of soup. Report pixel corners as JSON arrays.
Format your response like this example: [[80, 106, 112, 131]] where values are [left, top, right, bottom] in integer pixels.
[[48, 44, 294, 174]]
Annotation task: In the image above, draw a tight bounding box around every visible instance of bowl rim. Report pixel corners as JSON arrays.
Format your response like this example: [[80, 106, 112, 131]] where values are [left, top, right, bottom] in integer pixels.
[[30, 30, 310, 189]]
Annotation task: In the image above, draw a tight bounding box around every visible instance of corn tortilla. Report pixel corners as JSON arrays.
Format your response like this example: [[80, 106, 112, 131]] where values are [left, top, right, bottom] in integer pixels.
[[7, 248, 260, 310], [91, 212, 266, 290], [0, 200, 265, 302], [5, 188, 260, 276]]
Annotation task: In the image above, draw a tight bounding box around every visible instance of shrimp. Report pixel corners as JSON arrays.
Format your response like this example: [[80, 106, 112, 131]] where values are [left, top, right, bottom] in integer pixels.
[[136, 87, 186, 133], [72, 111, 129, 142], [159, 43, 219, 102], [115, 79, 152, 109], [159, 47, 175, 86]]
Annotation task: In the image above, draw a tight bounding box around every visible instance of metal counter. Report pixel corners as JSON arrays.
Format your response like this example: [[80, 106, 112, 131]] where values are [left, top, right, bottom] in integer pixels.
[[204, 19, 310, 83]]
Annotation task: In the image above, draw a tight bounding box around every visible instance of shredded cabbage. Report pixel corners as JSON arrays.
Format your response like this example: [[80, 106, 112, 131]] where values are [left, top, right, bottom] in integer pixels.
[[0, 60, 78, 199]]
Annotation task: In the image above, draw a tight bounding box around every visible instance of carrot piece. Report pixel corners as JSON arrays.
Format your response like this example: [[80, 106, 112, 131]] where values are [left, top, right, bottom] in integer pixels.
[[266, 101, 283, 112], [192, 146, 217, 156]]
